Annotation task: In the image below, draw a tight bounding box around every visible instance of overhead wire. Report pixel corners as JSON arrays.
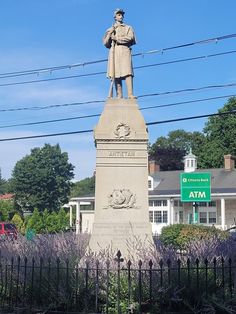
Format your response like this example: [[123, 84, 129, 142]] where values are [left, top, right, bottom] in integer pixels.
[[0, 33, 235, 79], [1, 94, 236, 129], [0, 110, 235, 142], [0, 50, 235, 87], [1, 82, 236, 113]]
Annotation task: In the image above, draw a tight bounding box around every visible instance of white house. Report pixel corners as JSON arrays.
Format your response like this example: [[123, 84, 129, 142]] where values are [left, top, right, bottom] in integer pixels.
[[67, 153, 236, 235]]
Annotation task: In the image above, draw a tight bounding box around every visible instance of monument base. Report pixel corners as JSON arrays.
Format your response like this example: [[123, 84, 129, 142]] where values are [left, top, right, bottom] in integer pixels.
[[88, 98, 153, 260], [89, 222, 153, 258]]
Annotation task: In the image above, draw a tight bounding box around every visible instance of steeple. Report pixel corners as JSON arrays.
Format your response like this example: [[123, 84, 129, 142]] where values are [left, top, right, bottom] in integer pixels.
[[183, 148, 197, 172]]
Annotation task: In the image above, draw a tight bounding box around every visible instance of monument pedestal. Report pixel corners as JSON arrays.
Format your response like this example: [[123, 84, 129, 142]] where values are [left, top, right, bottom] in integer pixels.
[[89, 98, 153, 258]]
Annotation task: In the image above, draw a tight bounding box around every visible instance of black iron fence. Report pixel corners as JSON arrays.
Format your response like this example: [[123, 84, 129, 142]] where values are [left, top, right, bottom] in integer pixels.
[[0, 250, 235, 313]]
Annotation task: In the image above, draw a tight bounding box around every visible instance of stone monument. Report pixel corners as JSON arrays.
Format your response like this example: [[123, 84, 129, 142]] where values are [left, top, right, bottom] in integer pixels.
[[88, 9, 153, 258]]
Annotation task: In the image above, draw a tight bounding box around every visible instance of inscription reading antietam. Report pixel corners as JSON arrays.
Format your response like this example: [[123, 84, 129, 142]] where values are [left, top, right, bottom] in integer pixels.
[[109, 151, 135, 157]]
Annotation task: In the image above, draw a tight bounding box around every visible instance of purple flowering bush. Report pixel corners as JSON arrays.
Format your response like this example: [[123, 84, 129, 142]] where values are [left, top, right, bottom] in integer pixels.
[[0, 232, 235, 313], [0, 231, 90, 265]]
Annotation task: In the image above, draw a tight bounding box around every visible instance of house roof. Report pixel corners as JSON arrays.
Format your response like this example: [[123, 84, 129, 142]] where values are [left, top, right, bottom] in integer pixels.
[[70, 168, 236, 200], [150, 168, 236, 195], [0, 193, 14, 200]]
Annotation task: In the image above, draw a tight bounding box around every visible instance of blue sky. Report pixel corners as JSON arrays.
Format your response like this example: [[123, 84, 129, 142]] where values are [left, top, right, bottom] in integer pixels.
[[0, 1, 236, 180]]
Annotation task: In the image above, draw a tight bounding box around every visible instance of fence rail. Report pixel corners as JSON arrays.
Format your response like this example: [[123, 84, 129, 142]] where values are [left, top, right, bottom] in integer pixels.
[[0, 250, 235, 313]]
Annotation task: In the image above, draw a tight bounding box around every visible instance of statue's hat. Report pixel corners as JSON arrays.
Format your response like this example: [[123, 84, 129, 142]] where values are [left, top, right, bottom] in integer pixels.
[[114, 8, 125, 17]]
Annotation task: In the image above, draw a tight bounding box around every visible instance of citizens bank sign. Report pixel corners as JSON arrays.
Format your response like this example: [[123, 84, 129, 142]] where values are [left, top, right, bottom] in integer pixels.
[[180, 172, 211, 202]]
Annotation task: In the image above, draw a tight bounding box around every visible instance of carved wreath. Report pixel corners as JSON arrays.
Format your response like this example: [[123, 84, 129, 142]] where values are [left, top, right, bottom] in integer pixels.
[[114, 123, 131, 139], [108, 189, 136, 209]]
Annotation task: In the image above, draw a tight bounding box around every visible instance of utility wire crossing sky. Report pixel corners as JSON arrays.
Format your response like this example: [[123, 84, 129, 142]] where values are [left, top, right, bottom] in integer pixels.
[[0, 1, 236, 180]]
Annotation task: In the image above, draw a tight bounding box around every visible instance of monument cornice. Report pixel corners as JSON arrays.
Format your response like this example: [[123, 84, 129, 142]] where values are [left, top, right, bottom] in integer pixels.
[[95, 138, 148, 143]]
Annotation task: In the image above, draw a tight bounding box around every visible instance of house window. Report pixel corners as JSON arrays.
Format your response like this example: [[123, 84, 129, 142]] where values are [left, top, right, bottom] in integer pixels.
[[162, 200, 167, 207], [154, 211, 161, 223], [208, 201, 216, 207], [209, 212, 216, 224], [148, 180, 152, 189], [174, 200, 178, 207], [163, 211, 168, 223], [174, 200, 183, 207], [149, 200, 168, 207], [153, 210, 168, 223], [149, 211, 153, 223], [156, 200, 167, 207], [175, 211, 184, 223], [199, 211, 216, 224], [156, 200, 162, 207], [199, 212, 207, 223]]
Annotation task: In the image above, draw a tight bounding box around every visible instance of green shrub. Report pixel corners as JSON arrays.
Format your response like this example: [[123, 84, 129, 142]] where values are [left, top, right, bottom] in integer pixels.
[[11, 212, 25, 234], [160, 224, 229, 249], [25, 207, 69, 234], [0, 199, 15, 221]]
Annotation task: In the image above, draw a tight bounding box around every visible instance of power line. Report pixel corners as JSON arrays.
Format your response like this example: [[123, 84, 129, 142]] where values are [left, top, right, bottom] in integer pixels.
[[1, 94, 236, 129], [138, 82, 236, 99], [0, 33, 235, 79], [1, 81, 236, 113], [0, 50, 235, 87], [135, 50, 236, 70], [140, 94, 236, 110], [146, 110, 236, 125], [0, 113, 101, 129], [0, 60, 107, 79], [0, 110, 235, 142], [0, 100, 104, 112]]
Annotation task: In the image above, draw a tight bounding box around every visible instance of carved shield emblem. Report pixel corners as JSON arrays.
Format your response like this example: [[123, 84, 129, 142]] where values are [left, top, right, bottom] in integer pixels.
[[114, 123, 131, 139], [108, 189, 136, 209]]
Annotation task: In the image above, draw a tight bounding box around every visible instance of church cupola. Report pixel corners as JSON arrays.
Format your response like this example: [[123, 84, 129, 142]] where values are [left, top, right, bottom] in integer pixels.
[[183, 148, 197, 172]]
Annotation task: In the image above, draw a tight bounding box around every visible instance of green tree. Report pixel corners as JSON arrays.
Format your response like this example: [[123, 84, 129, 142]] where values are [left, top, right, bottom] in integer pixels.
[[57, 207, 69, 231], [44, 211, 59, 233], [25, 208, 69, 234], [149, 129, 206, 170], [70, 176, 95, 197], [0, 200, 14, 221], [199, 97, 236, 168], [26, 208, 44, 233], [149, 146, 185, 170], [0, 169, 7, 194], [12, 144, 74, 212], [11, 213, 25, 234]]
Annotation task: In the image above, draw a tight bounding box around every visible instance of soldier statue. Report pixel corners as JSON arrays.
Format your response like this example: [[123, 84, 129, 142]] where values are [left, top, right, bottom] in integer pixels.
[[103, 9, 136, 99]]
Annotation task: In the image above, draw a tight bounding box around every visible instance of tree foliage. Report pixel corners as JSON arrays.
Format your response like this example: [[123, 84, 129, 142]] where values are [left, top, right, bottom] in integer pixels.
[[70, 176, 95, 197], [149, 129, 206, 170], [26, 208, 69, 234], [160, 224, 229, 249], [198, 97, 236, 168], [0, 200, 14, 221], [12, 144, 74, 212], [11, 213, 25, 233], [0, 169, 9, 195], [149, 146, 185, 170]]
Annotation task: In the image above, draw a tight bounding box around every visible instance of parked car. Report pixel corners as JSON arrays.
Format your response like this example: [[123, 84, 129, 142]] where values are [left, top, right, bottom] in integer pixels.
[[0, 222, 17, 240]]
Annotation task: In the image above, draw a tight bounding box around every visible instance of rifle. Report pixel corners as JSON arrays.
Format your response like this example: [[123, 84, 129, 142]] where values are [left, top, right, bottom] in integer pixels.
[[108, 26, 116, 98]]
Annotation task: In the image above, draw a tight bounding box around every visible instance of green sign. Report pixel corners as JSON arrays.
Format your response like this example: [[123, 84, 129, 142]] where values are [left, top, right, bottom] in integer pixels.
[[180, 172, 211, 202], [26, 229, 35, 241]]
